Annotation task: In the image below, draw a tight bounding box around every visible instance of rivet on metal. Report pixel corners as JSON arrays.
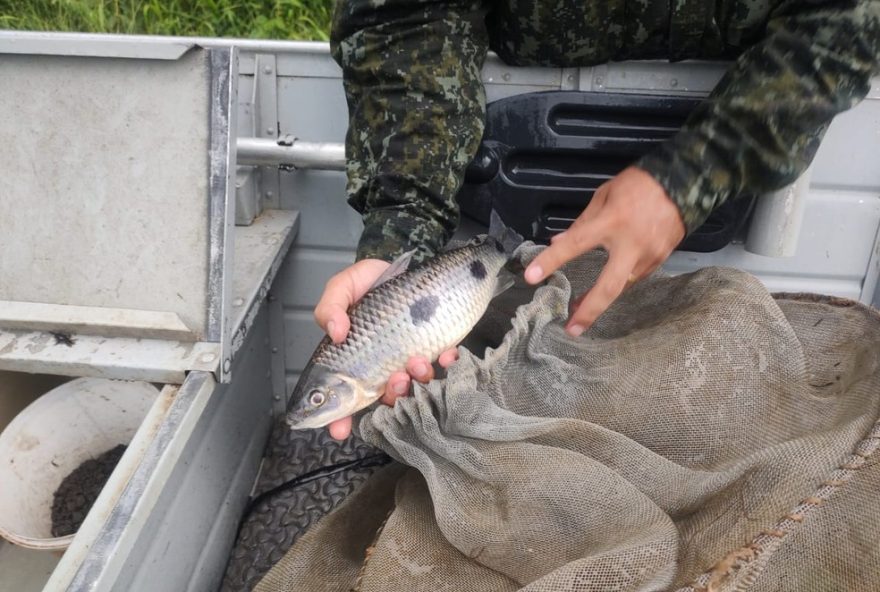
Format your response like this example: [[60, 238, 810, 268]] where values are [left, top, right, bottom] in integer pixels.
[[273, 395, 281, 402], [670, 78, 679, 87], [263, 65, 273, 74], [266, 127, 275, 135], [567, 74, 575, 82], [233, 297, 245, 307], [595, 76, 603, 85], [502, 73, 511, 81], [272, 347, 279, 354], [223, 359, 232, 373]]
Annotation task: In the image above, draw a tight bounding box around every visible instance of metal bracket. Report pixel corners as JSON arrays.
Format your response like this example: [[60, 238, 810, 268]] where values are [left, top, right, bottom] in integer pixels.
[[235, 54, 279, 224], [208, 47, 239, 383], [254, 54, 281, 210]]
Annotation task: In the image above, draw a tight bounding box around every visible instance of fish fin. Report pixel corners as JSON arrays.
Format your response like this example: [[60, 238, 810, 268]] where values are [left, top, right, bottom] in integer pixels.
[[368, 249, 416, 291], [493, 268, 516, 297], [489, 209, 524, 256]]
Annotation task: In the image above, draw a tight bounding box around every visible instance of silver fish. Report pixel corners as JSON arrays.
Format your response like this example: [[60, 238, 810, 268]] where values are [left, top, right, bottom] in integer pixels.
[[286, 212, 523, 430]]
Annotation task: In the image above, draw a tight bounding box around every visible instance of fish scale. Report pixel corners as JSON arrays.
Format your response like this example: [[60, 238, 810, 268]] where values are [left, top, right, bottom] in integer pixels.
[[315, 245, 505, 390], [286, 212, 523, 430]]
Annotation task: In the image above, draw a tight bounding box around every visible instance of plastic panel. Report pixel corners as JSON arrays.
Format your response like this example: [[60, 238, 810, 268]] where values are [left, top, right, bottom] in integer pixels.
[[455, 90, 754, 252]]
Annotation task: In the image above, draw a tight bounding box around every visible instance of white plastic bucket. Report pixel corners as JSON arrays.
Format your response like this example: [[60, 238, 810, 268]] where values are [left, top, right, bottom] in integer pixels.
[[0, 377, 159, 550]]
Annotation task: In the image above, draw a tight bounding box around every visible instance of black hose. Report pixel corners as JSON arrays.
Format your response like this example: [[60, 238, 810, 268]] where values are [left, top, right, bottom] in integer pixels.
[[241, 453, 392, 521]]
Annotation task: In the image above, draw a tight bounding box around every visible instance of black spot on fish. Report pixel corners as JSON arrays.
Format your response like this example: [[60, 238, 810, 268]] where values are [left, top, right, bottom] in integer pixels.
[[410, 294, 440, 326], [469, 259, 487, 280]]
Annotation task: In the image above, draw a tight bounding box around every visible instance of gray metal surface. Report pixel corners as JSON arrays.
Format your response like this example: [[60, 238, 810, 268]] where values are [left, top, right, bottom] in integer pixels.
[[267, 272, 290, 414], [234, 168, 261, 226], [207, 47, 240, 383], [745, 166, 812, 258], [0, 540, 60, 592], [229, 210, 300, 359], [237, 136, 346, 170], [0, 330, 219, 383], [0, 49, 213, 337], [52, 304, 275, 592], [0, 302, 193, 340], [0, 31, 192, 59], [664, 190, 880, 300], [865, 227, 880, 308], [235, 53, 280, 224], [253, 54, 282, 211], [0, 540, 59, 592]]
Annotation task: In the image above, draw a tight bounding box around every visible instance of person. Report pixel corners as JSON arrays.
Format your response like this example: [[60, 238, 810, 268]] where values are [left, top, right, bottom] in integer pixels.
[[313, 0, 880, 439]]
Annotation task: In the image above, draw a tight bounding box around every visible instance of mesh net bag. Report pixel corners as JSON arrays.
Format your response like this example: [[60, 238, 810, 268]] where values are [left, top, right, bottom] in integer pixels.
[[256, 244, 880, 592]]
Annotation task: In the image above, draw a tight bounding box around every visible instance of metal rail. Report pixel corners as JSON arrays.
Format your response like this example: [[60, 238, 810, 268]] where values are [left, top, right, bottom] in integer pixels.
[[236, 136, 345, 170]]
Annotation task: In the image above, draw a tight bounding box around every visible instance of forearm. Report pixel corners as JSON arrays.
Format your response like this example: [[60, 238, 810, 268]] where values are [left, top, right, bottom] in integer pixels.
[[331, 0, 490, 263], [638, 0, 880, 233]]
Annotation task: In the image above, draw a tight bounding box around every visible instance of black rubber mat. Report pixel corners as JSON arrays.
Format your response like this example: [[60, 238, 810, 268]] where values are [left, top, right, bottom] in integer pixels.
[[219, 417, 386, 592]]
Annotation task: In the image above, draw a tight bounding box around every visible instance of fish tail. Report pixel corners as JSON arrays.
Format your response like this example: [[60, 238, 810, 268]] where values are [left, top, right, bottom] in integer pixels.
[[489, 209, 524, 257]]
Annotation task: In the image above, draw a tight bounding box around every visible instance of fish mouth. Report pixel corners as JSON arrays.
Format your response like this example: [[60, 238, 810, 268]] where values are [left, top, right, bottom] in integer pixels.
[[285, 406, 356, 430], [285, 411, 329, 431]]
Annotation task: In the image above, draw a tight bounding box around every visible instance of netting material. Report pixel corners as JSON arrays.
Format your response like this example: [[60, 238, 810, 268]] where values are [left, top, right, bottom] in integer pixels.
[[257, 245, 880, 592]]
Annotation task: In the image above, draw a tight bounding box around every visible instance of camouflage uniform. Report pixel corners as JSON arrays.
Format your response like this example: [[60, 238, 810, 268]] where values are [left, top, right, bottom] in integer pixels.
[[330, 0, 880, 264]]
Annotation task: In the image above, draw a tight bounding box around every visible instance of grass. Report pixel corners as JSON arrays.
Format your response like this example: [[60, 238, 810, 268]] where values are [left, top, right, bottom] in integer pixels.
[[0, 0, 334, 41]]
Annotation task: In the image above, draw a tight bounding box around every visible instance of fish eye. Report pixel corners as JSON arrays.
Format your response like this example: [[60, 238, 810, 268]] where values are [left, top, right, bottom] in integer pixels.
[[309, 390, 326, 407]]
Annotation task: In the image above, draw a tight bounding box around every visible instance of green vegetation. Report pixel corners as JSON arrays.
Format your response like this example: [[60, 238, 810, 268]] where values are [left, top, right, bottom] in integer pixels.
[[0, 0, 333, 41]]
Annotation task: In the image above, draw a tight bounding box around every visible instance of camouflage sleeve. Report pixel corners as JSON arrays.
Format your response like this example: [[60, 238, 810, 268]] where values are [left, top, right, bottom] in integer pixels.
[[636, 0, 880, 234], [330, 0, 490, 264]]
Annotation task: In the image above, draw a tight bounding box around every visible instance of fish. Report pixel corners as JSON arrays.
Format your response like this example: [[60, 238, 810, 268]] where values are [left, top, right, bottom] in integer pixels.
[[285, 211, 524, 430]]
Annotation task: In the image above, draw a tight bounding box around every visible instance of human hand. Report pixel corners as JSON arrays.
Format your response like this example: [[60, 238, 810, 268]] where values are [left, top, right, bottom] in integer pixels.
[[313, 258, 458, 439], [523, 166, 685, 336]]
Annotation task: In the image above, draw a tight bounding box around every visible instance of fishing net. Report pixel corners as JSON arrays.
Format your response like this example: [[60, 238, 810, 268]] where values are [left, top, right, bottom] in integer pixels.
[[257, 244, 880, 592]]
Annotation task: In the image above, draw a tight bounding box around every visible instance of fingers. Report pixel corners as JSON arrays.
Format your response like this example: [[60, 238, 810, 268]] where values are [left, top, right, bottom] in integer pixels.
[[314, 272, 356, 344], [406, 356, 434, 383], [526, 186, 610, 284], [328, 416, 352, 440], [438, 348, 459, 368], [381, 371, 412, 406], [525, 221, 604, 285], [566, 251, 638, 336], [314, 259, 390, 344], [379, 353, 439, 406], [378, 349, 460, 406]]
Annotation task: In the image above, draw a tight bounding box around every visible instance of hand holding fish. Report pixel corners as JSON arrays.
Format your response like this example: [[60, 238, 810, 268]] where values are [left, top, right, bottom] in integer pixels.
[[313, 258, 459, 440], [290, 214, 523, 436], [523, 166, 686, 336]]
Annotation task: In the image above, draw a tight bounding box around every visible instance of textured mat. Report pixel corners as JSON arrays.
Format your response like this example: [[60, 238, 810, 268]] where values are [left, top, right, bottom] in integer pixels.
[[219, 417, 386, 592]]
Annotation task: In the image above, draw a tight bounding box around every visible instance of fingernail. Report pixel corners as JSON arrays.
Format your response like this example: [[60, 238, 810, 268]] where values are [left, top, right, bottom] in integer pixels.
[[525, 265, 543, 284], [392, 381, 407, 396], [567, 324, 585, 337], [327, 320, 336, 338], [414, 363, 429, 378]]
